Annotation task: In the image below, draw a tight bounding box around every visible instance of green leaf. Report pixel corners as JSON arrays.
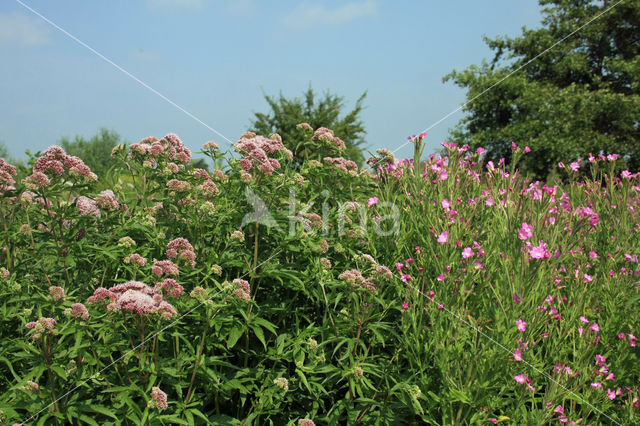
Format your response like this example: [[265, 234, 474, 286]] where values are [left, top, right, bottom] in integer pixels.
[[227, 326, 244, 349], [250, 324, 266, 349]]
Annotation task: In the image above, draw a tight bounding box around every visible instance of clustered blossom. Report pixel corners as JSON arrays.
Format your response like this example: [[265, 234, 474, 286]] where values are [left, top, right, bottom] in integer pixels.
[[190, 286, 208, 300], [88, 281, 177, 319], [227, 278, 251, 301], [152, 260, 180, 277], [129, 134, 191, 165], [149, 386, 168, 410], [25, 317, 57, 340], [166, 238, 196, 268], [0, 158, 17, 193], [123, 253, 147, 267], [230, 230, 245, 242], [311, 126, 346, 151], [323, 157, 358, 174], [338, 269, 377, 292], [203, 141, 219, 150], [118, 237, 136, 247], [0, 267, 9, 281], [273, 377, 289, 391], [95, 190, 119, 211], [64, 303, 89, 320], [234, 132, 290, 176], [25, 146, 97, 187], [76, 196, 101, 218], [155, 278, 184, 298], [167, 179, 190, 192], [298, 419, 316, 426], [49, 286, 65, 301], [24, 380, 39, 393]]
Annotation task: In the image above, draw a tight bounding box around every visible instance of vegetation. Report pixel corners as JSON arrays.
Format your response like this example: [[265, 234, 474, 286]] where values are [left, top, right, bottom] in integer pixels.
[[445, 0, 640, 180], [0, 129, 639, 424], [250, 87, 368, 167]]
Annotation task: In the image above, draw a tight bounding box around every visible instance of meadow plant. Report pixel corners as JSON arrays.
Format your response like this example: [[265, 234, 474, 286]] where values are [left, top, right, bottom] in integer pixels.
[[0, 131, 638, 424]]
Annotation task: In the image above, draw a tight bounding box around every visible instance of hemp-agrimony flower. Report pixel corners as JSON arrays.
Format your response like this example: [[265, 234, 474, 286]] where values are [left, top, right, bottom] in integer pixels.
[[273, 377, 289, 391], [149, 386, 168, 410]]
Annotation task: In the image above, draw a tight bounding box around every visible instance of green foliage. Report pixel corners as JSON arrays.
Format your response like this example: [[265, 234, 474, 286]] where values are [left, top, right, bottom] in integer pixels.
[[0, 132, 639, 424], [60, 128, 121, 178], [445, 0, 640, 180], [250, 87, 368, 166]]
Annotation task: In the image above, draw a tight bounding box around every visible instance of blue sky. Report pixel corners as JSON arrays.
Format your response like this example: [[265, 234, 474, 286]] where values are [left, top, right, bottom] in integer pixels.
[[0, 0, 543, 163]]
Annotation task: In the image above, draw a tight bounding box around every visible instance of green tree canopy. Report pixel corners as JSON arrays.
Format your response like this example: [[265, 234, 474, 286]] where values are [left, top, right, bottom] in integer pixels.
[[445, 0, 640, 180], [250, 87, 368, 166], [60, 128, 121, 178]]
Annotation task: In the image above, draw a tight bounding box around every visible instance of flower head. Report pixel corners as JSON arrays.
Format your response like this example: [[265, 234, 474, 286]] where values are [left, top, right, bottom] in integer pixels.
[[150, 387, 168, 410]]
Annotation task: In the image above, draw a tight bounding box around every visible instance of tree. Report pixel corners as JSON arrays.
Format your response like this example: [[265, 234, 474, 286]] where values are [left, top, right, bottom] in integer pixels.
[[250, 87, 368, 166], [444, 0, 640, 180], [60, 128, 121, 178]]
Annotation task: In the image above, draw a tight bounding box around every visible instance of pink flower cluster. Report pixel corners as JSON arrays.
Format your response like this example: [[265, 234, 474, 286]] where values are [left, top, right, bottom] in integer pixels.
[[191, 168, 220, 197], [67, 303, 90, 320], [88, 281, 177, 319], [0, 158, 17, 193], [338, 269, 377, 292], [49, 285, 65, 301], [76, 196, 101, 218], [152, 260, 180, 277], [234, 132, 290, 176], [123, 253, 147, 267], [155, 278, 184, 298], [229, 278, 251, 301], [95, 190, 119, 211], [311, 127, 346, 151], [165, 238, 196, 268], [129, 134, 191, 164], [25, 317, 57, 340], [323, 157, 358, 174], [27, 146, 97, 186], [518, 222, 533, 240], [150, 386, 168, 410]]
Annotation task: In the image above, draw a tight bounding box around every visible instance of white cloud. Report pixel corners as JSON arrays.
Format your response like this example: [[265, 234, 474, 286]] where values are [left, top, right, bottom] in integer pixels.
[[0, 13, 50, 47], [283, 0, 378, 30], [146, 0, 204, 12]]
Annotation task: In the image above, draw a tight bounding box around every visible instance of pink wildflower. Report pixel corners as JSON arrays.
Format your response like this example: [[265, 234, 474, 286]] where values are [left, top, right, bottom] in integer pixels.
[[513, 348, 522, 361], [527, 240, 550, 260], [518, 222, 533, 240], [461, 247, 474, 259], [437, 231, 449, 244], [367, 197, 379, 207], [516, 319, 527, 332]]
